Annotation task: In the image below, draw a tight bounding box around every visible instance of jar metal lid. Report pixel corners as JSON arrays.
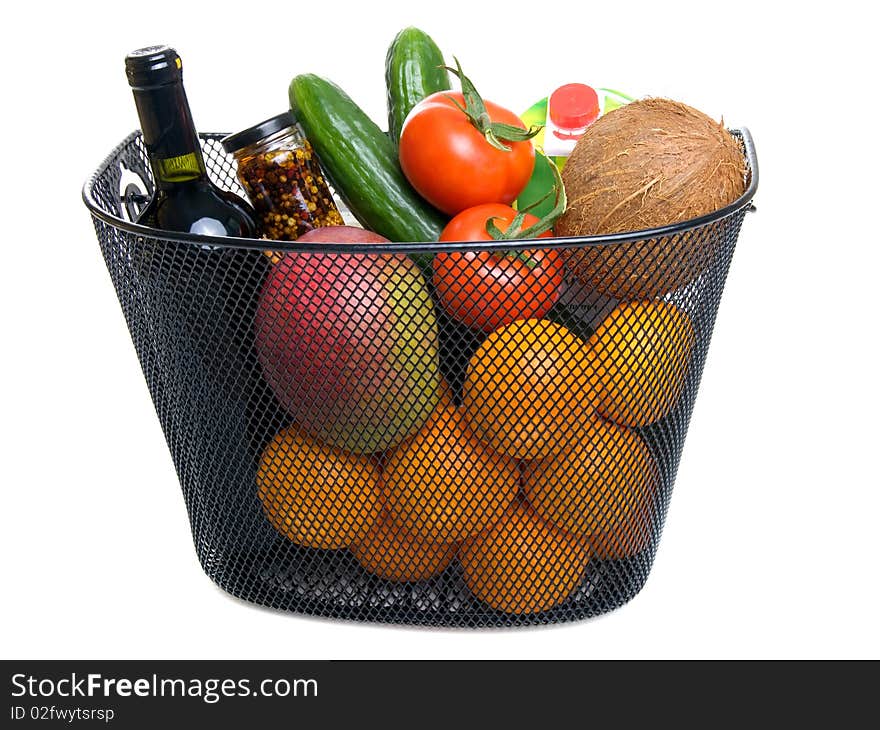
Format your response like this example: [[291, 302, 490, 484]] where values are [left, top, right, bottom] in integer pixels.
[[221, 111, 298, 153]]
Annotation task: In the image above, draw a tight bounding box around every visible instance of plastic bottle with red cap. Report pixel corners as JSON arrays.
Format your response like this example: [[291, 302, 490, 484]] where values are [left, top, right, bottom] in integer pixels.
[[544, 83, 601, 156]]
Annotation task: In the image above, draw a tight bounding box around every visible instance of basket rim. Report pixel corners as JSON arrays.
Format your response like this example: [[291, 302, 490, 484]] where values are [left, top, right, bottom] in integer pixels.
[[82, 127, 758, 254]]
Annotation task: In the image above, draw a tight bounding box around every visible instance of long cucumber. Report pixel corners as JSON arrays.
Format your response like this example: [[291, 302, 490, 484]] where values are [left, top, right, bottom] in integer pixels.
[[289, 73, 445, 254], [386, 27, 451, 143]]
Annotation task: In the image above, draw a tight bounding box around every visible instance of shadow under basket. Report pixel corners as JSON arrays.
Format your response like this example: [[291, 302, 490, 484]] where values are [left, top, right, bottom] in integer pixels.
[[83, 129, 758, 627]]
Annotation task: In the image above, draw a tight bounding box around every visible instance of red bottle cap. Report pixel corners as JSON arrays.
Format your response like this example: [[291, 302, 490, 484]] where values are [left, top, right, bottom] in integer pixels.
[[549, 84, 600, 130]]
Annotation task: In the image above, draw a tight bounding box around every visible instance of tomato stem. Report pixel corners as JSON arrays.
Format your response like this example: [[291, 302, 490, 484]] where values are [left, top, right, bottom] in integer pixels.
[[486, 161, 567, 242], [496, 246, 541, 269], [443, 57, 542, 151]]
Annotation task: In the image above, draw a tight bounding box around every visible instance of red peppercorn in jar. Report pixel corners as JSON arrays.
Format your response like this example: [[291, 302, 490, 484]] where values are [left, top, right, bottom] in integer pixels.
[[222, 112, 343, 241]]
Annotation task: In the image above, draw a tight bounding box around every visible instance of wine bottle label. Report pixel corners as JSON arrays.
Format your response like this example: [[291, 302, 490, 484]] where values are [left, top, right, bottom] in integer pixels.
[[156, 152, 202, 183]]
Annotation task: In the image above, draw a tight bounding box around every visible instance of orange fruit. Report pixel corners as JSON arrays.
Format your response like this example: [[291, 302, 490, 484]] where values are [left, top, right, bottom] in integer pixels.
[[523, 418, 659, 545], [351, 511, 456, 582], [460, 501, 589, 614], [256, 427, 381, 550], [589, 301, 694, 427], [589, 477, 658, 560], [382, 403, 518, 542], [437, 376, 457, 408], [462, 319, 597, 460]]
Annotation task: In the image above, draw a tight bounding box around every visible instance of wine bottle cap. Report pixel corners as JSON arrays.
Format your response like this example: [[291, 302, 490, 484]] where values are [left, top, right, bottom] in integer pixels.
[[221, 112, 298, 154], [125, 45, 183, 89]]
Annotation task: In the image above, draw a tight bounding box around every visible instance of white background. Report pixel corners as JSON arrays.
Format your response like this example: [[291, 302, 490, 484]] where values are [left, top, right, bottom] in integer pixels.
[[1, 0, 878, 659]]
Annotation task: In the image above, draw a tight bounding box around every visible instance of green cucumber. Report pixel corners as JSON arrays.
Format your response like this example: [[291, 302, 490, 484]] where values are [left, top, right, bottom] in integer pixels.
[[289, 74, 446, 258], [386, 27, 451, 143]]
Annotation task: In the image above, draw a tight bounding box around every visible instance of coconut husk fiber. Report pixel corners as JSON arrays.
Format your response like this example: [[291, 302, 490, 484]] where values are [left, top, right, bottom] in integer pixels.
[[557, 98, 747, 300]]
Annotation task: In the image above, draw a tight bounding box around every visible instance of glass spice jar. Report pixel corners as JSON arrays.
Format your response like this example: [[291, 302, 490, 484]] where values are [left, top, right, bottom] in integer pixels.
[[222, 112, 343, 241]]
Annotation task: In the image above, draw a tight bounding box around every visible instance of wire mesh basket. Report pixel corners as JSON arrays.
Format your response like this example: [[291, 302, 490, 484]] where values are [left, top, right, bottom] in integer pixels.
[[83, 129, 757, 627]]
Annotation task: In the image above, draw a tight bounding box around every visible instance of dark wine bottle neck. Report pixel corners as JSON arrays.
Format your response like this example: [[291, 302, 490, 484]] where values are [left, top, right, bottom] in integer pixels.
[[133, 81, 209, 190]]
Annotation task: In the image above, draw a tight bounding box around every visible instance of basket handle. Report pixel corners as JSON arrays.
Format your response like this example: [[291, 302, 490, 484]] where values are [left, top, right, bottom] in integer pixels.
[[119, 161, 150, 223]]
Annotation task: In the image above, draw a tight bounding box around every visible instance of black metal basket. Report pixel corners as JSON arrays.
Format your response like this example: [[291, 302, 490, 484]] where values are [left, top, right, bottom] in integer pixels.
[[83, 130, 757, 627]]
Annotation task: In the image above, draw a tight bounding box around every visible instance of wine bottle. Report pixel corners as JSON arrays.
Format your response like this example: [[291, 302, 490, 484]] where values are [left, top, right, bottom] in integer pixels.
[[125, 45, 259, 237], [124, 46, 272, 486]]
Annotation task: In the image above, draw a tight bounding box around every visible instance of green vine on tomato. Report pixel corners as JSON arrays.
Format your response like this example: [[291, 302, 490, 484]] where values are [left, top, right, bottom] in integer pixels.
[[441, 58, 543, 152], [486, 160, 567, 241], [399, 59, 541, 215], [433, 162, 566, 332]]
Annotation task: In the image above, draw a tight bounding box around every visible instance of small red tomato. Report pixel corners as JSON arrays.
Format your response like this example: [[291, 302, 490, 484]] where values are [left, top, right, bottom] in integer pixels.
[[434, 204, 562, 332], [399, 92, 536, 216]]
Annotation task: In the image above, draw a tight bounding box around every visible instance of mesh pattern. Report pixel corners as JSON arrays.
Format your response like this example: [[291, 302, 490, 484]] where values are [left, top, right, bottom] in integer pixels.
[[84, 132, 755, 627]]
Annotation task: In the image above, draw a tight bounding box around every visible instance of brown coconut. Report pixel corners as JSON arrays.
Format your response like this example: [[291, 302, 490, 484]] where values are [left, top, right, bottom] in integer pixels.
[[557, 98, 746, 300]]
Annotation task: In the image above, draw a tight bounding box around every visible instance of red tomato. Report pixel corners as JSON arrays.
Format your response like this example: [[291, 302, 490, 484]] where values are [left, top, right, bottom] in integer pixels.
[[399, 92, 536, 216], [434, 204, 562, 332]]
